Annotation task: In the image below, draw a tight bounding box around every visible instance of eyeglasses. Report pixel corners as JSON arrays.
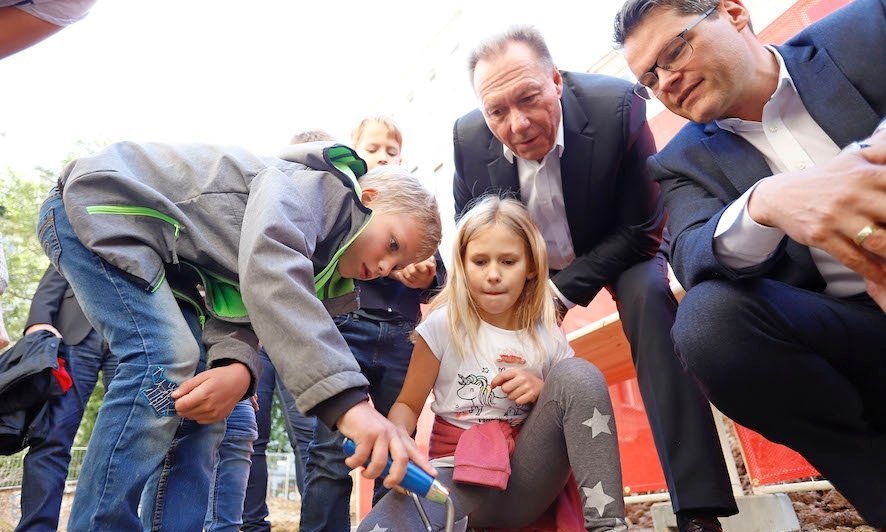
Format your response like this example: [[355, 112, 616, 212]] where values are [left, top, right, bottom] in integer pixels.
[[632, 5, 716, 100]]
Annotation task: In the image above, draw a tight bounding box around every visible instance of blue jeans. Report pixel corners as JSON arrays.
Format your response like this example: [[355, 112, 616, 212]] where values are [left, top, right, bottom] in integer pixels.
[[16, 329, 117, 532], [242, 348, 316, 532], [204, 399, 258, 531], [299, 314, 414, 532], [39, 189, 226, 531]]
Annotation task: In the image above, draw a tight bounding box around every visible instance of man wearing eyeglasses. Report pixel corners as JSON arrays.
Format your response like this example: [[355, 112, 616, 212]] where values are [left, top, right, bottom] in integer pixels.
[[616, 0, 886, 527], [452, 26, 738, 532]]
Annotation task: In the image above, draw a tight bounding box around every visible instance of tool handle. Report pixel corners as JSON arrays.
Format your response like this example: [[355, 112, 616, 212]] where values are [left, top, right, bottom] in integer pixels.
[[341, 437, 435, 497]]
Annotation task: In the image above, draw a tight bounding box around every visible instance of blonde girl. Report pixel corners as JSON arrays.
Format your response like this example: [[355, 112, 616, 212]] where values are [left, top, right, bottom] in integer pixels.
[[358, 196, 626, 532]]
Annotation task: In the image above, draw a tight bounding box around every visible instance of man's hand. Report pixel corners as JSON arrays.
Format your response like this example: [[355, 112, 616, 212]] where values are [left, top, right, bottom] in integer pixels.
[[25, 323, 62, 338], [336, 401, 437, 490], [748, 129, 886, 290], [172, 362, 250, 424], [491, 368, 544, 405], [389, 256, 437, 289]]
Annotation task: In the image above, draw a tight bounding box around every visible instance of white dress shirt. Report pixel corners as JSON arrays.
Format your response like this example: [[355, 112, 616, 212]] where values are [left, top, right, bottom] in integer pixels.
[[503, 105, 580, 307], [504, 104, 574, 271], [713, 46, 874, 297]]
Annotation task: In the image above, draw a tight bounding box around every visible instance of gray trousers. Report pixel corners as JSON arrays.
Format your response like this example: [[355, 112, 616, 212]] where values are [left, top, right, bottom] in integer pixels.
[[357, 358, 627, 532]]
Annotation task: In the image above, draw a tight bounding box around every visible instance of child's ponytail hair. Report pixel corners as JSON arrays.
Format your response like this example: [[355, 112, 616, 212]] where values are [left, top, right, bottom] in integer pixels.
[[426, 195, 563, 359]]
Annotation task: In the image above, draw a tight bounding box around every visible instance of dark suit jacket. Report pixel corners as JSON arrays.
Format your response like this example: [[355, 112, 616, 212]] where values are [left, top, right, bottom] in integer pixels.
[[649, 0, 886, 292], [453, 71, 662, 305], [25, 266, 95, 346]]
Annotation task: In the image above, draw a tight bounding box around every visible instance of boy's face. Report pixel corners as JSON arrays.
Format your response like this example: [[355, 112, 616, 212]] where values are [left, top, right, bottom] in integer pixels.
[[337, 208, 424, 281], [354, 122, 402, 170]]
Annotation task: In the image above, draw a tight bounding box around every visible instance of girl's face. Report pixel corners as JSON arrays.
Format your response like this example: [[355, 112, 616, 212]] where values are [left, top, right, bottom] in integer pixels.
[[464, 223, 536, 329]]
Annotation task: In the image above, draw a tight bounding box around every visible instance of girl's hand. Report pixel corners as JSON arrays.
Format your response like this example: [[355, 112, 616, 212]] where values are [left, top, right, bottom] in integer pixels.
[[172, 362, 250, 423], [491, 368, 544, 405]]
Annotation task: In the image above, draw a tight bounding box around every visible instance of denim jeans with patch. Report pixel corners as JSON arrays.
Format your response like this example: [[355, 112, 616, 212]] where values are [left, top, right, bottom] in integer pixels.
[[39, 189, 225, 531]]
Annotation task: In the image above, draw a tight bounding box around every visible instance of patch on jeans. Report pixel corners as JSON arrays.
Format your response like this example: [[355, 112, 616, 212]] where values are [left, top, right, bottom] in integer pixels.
[[140, 366, 179, 417]]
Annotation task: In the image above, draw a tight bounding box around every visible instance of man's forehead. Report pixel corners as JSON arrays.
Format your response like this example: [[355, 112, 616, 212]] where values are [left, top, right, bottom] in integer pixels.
[[473, 42, 544, 88], [475, 64, 549, 102], [624, 8, 685, 68]]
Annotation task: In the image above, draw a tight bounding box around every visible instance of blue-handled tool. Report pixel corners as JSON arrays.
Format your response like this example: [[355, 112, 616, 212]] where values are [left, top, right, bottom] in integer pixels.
[[342, 437, 450, 504], [343, 437, 455, 531]]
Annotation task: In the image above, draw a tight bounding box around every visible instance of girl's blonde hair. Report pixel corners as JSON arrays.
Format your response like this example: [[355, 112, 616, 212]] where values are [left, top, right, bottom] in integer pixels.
[[426, 195, 563, 359]]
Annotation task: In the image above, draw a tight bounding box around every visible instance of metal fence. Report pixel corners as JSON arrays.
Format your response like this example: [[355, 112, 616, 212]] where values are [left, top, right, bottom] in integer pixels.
[[1, 447, 300, 502]]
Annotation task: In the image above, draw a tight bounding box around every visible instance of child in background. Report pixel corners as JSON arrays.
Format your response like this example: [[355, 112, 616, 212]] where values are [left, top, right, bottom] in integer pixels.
[[357, 196, 626, 532], [349, 116, 402, 169], [300, 117, 446, 532], [39, 141, 441, 530]]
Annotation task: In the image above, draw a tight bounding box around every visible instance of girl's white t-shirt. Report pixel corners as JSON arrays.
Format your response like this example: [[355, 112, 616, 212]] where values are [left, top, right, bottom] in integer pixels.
[[415, 307, 574, 430]]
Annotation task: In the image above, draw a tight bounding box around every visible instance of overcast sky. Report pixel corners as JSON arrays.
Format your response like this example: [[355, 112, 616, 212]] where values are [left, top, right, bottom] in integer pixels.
[[0, 0, 634, 177]]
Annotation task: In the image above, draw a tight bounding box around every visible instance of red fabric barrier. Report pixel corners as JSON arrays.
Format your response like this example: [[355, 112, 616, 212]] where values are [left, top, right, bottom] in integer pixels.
[[734, 424, 819, 487], [609, 379, 668, 495]]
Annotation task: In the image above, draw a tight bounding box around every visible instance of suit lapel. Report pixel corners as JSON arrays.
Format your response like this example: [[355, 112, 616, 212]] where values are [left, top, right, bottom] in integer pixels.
[[779, 43, 880, 147], [485, 135, 519, 193], [559, 83, 595, 234], [776, 43, 876, 282], [701, 124, 771, 196]]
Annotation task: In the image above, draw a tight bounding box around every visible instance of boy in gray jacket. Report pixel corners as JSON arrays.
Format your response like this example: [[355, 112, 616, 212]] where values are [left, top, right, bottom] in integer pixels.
[[37, 140, 442, 530]]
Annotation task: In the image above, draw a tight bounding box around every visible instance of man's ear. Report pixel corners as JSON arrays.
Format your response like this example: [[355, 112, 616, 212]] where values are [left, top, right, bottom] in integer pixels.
[[360, 187, 378, 206], [722, 0, 752, 32], [552, 66, 564, 99]]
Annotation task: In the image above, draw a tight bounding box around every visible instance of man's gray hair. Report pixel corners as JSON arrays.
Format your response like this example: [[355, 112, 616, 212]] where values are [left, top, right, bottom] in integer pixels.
[[467, 25, 554, 84], [613, 0, 719, 46]]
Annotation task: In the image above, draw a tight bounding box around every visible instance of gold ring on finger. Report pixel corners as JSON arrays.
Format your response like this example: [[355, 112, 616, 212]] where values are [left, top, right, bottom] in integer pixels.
[[853, 224, 877, 246]]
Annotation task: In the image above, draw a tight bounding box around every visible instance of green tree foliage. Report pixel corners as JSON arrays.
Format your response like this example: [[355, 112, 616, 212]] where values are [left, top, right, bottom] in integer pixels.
[[269, 395, 294, 453], [0, 167, 56, 343], [74, 377, 106, 448], [1, 140, 109, 344]]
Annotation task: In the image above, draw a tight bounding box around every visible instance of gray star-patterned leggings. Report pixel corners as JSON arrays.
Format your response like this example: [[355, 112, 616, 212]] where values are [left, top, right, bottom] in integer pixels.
[[356, 357, 626, 532]]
